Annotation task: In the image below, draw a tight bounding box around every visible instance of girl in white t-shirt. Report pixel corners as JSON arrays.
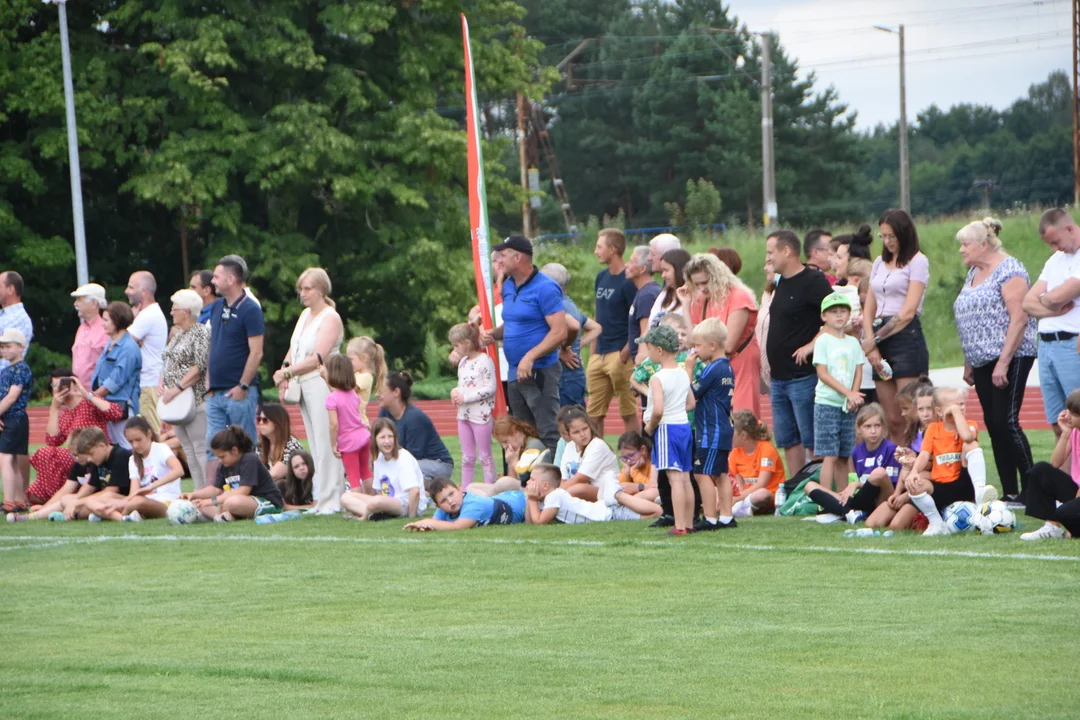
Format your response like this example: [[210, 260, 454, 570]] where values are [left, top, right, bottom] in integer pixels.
[[558, 407, 619, 502], [96, 416, 184, 522], [340, 418, 427, 520]]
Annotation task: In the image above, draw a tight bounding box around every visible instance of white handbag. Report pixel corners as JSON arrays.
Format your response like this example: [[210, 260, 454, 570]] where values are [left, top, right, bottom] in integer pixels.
[[282, 379, 302, 405], [157, 387, 197, 425]]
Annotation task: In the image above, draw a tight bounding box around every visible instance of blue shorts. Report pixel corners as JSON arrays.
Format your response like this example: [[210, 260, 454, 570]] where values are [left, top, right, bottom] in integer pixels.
[[813, 403, 856, 459], [1039, 337, 1080, 424], [693, 446, 730, 477], [652, 423, 693, 472], [0, 413, 29, 456], [770, 374, 817, 451], [492, 490, 527, 524]]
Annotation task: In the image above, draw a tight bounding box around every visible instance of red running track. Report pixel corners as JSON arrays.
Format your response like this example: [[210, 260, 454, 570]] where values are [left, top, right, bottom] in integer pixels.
[[27, 389, 1052, 443]]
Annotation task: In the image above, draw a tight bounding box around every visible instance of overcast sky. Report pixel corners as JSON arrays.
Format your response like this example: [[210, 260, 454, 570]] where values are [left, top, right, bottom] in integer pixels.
[[731, 0, 1073, 130]]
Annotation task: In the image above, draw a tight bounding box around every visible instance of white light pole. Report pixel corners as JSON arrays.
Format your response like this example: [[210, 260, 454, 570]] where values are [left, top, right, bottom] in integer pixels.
[[875, 24, 910, 213], [48, 0, 89, 286]]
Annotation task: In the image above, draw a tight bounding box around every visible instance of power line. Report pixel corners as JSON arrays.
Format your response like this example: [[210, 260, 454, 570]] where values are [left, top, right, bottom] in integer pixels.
[[767, 0, 1067, 27]]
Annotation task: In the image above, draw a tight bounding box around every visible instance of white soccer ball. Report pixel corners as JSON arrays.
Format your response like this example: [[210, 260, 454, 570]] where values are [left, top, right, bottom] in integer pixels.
[[167, 500, 201, 526], [944, 501, 979, 534], [978, 500, 1017, 535]]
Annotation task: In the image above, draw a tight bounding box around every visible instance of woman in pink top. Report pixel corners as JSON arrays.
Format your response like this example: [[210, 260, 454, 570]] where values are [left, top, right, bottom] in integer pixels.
[[1021, 394, 1080, 540], [678, 253, 761, 414], [323, 355, 373, 493], [860, 209, 931, 443]]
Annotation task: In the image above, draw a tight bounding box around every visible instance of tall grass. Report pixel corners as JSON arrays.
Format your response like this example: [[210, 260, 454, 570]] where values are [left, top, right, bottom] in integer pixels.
[[536, 210, 1069, 369]]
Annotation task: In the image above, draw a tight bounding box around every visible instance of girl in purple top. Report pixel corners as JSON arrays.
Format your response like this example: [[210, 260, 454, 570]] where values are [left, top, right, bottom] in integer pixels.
[[805, 404, 904, 524], [860, 209, 931, 444], [323, 355, 372, 492]]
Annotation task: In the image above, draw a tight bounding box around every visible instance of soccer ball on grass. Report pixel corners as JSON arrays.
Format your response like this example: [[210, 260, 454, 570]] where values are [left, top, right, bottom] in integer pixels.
[[166, 500, 201, 526], [943, 501, 979, 534], [977, 500, 1017, 535]]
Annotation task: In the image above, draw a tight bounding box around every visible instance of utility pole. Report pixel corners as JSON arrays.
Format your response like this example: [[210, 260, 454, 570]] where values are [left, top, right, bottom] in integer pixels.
[[760, 32, 777, 229], [875, 24, 910, 213], [1072, 0, 1079, 207], [516, 91, 534, 237], [53, 0, 89, 286]]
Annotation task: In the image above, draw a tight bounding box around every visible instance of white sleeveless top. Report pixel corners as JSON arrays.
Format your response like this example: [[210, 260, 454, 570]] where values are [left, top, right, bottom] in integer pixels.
[[644, 367, 690, 425], [290, 306, 343, 380]]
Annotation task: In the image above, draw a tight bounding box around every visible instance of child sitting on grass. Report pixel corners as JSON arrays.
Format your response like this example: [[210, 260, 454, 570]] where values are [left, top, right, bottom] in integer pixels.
[[890, 387, 991, 536], [0, 328, 32, 514], [404, 476, 525, 531], [639, 325, 696, 535], [729, 411, 786, 517], [812, 292, 865, 493], [558, 407, 619, 502], [806, 403, 903, 524], [866, 379, 935, 528], [1021, 389, 1080, 541], [180, 426, 285, 522], [524, 463, 662, 524], [341, 418, 426, 520], [493, 415, 549, 485], [280, 450, 315, 510], [90, 416, 184, 522], [615, 431, 658, 502], [685, 317, 736, 531]]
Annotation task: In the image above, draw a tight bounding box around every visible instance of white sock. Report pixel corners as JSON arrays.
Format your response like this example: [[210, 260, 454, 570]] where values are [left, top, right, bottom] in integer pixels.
[[910, 492, 943, 525], [718, 515, 733, 524], [966, 449, 987, 503], [704, 516, 717, 524]]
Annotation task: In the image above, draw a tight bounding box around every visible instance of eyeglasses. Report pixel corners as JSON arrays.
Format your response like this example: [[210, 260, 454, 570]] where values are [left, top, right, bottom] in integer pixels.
[[256, 415, 269, 424], [619, 451, 640, 464], [878, 232, 897, 241]]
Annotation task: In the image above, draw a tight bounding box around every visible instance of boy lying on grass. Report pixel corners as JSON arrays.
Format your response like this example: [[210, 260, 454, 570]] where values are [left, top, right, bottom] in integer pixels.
[[524, 463, 662, 525], [403, 476, 525, 531]]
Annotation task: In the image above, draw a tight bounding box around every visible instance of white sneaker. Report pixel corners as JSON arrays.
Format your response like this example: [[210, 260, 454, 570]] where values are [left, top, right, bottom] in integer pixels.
[[122, 511, 143, 523], [815, 513, 843, 524], [601, 479, 620, 508], [979, 485, 999, 505], [845, 510, 867, 524], [1020, 522, 1066, 541], [214, 511, 234, 523], [88, 513, 102, 522], [922, 522, 952, 537]]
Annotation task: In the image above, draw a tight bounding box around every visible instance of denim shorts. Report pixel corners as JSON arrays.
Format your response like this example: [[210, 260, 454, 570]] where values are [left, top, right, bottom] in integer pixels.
[[770, 374, 817, 451], [813, 403, 856, 458], [1038, 337, 1080, 424]]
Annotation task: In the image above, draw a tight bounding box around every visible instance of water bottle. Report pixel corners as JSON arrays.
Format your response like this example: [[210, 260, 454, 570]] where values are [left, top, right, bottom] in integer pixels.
[[774, 483, 788, 516], [255, 509, 302, 525], [878, 359, 893, 381]]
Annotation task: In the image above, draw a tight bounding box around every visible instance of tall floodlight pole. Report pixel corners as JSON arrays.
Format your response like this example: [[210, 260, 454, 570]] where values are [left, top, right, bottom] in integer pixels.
[[52, 0, 89, 286], [875, 24, 910, 213], [760, 32, 777, 229]]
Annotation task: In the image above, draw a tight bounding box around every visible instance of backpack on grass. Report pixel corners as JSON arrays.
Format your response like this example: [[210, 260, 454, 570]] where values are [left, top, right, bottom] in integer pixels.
[[778, 460, 823, 517]]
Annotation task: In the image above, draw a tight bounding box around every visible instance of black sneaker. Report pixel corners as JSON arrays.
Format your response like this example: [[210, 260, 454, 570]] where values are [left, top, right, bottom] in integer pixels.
[[693, 518, 721, 532], [715, 518, 738, 529], [649, 515, 675, 528]]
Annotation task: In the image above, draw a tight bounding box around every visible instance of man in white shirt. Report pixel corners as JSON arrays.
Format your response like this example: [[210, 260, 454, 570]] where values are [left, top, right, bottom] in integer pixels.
[[125, 271, 168, 432], [1023, 208, 1080, 436], [0, 271, 33, 372]]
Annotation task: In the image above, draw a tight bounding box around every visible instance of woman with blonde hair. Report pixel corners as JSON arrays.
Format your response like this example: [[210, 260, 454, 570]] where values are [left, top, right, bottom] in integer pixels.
[[272, 267, 345, 513], [677, 253, 761, 414], [158, 288, 212, 488], [952, 217, 1037, 505]]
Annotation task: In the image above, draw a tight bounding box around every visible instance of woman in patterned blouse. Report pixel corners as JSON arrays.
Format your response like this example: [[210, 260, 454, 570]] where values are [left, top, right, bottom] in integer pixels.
[[159, 289, 212, 489], [257, 402, 305, 481], [953, 217, 1038, 505]]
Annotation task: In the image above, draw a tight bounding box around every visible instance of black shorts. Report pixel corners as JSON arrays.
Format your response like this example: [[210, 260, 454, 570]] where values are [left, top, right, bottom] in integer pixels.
[[693, 447, 730, 477], [930, 468, 975, 514], [873, 315, 929, 380], [0, 413, 29, 456]]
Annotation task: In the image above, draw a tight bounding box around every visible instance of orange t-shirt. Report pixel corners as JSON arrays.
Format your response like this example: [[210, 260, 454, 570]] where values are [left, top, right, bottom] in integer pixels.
[[922, 420, 979, 483], [728, 441, 786, 494], [618, 457, 654, 487]]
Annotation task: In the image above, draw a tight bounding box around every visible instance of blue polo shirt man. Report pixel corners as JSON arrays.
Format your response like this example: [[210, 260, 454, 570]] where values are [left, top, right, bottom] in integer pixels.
[[206, 255, 264, 454], [486, 235, 566, 453]]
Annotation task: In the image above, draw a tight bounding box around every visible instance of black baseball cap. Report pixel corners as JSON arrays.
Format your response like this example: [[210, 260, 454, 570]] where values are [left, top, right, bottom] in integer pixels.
[[493, 235, 534, 256]]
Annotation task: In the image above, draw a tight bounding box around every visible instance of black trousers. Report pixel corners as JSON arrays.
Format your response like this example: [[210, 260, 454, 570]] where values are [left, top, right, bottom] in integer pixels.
[[971, 356, 1034, 497], [1025, 462, 1080, 536], [656, 470, 703, 519], [808, 485, 880, 516]]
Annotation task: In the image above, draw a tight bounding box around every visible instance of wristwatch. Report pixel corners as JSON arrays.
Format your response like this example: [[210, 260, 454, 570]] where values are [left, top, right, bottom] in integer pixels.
[[239, 382, 250, 391]]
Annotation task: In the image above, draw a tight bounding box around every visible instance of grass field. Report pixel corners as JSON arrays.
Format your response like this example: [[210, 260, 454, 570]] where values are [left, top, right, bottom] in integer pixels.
[[3, 431, 1079, 719]]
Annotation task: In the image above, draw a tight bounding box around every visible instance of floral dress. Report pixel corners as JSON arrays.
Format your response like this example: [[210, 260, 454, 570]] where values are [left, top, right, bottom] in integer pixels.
[[28, 398, 123, 503]]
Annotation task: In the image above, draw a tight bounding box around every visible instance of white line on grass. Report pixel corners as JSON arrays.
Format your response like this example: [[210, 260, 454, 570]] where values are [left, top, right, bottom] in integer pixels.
[[1, 533, 1078, 563]]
